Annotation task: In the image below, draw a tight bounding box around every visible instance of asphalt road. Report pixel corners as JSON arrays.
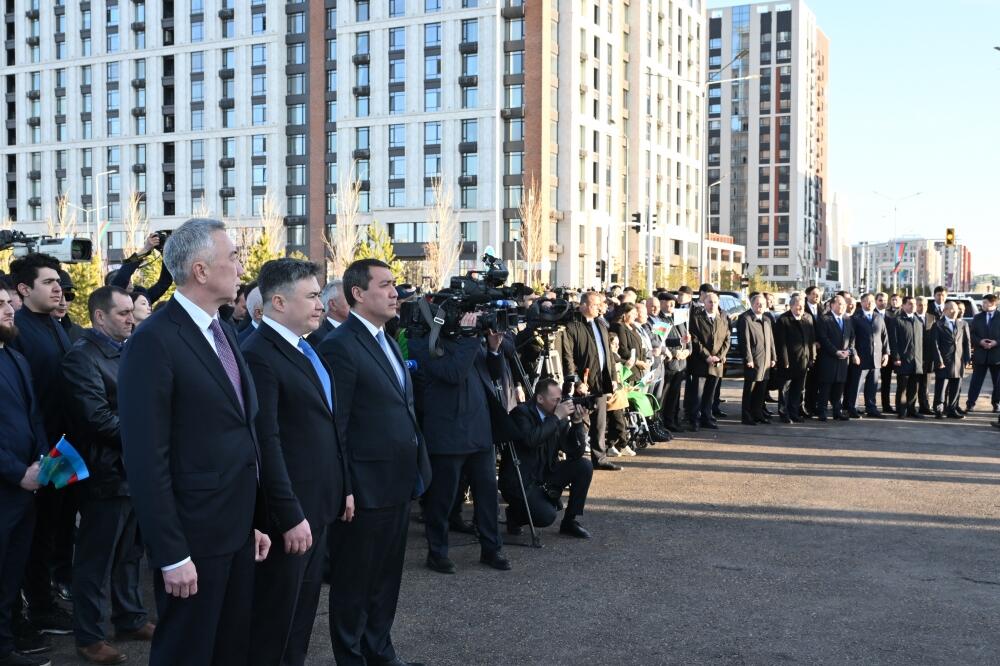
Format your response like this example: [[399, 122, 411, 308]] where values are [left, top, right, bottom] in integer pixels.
[[46, 379, 1000, 665]]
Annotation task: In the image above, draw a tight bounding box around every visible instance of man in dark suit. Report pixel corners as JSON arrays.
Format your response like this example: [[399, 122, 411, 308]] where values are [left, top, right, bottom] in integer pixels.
[[410, 320, 512, 575], [61, 287, 154, 665], [8, 253, 75, 636], [844, 293, 889, 418], [887, 296, 925, 419], [931, 302, 971, 418], [814, 294, 858, 421], [0, 284, 51, 666], [237, 286, 263, 345], [802, 285, 826, 415], [499, 378, 593, 539], [928, 286, 948, 320], [737, 294, 776, 425], [685, 291, 731, 430], [241, 259, 351, 666], [966, 294, 1000, 412], [773, 294, 815, 423], [318, 259, 431, 666], [656, 295, 691, 432], [913, 297, 937, 415], [305, 279, 349, 348], [875, 292, 895, 413], [560, 291, 620, 471], [119, 218, 271, 666]]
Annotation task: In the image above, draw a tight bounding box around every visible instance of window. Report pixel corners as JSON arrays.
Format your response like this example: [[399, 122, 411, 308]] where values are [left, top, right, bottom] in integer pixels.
[[462, 53, 478, 76], [326, 7, 337, 29], [252, 135, 266, 156], [107, 116, 121, 136], [326, 69, 337, 91], [192, 0, 204, 11], [191, 108, 204, 129], [356, 32, 370, 54], [222, 48, 235, 69], [389, 154, 405, 178], [191, 79, 204, 101], [107, 32, 120, 53], [505, 84, 524, 108], [222, 18, 235, 38], [288, 103, 305, 124], [462, 119, 478, 143], [424, 23, 441, 47], [388, 124, 405, 148], [505, 51, 524, 75], [388, 188, 405, 207], [389, 90, 405, 114], [461, 87, 477, 108], [424, 88, 441, 111], [252, 103, 266, 125], [287, 74, 304, 95], [191, 20, 203, 41], [424, 121, 441, 145], [356, 96, 370, 116], [288, 43, 305, 64], [389, 57, 406, 82], [505, 151, 524, 175], [424, 154, 441, 177], [462, 19, 478, 43], [389, 27, 405, 49], [287, 165, 306, 186], [253, 44, 267, 66], [425, 0, 440, 11], [288, 12, 304, 33], [356, 0, 369, 21], [357, 63, 370, 86], [356, 159, 370, 180], [461, 153, 477, 176], [327, 132, 337, 154], [389, 0, 404, 17], [461, 186, 476, 209], [191, 51, 204, 73], [107, 89, 119, 110], [506, 18, 524, 40], [505, 118, 524, 141], [288, 135, 306, 156], [424, 54, 441, 79], [252, 12, 266, 34], [253, 73, 267, 95], [107, 62, 120, 83], [191, 139, 205, 160]]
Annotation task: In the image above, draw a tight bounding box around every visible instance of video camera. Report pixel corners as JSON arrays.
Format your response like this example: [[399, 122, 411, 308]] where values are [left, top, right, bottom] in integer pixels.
[[0, 229, 93, 264], [524, 296, 575, 332], [561, 374, 599, 410], [401, 253, 531, 355]]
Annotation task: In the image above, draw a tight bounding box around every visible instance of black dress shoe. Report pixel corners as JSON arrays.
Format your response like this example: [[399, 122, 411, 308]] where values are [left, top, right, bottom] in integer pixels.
[[834, 413, 850, 421], [780, 415, 792, 424], [866, 411, 885, 419], [946, 411, 965, 420], [425, 554, 457, 574], [957, 406, 967, 415], [559, 519, 591, 539], [684, 422, 700, 432], [790, 417, 804, 423], [741, 418, 757, 426], [30, 607, 73, 636], [847, 410, 863, 419], [919, 408, 934, 416], [448, 519, 476, 535], [504, 507, 523, 535], [991, 421, 1000, 430], [13, 628, 51, 655], [700, 420, 719, 430], [756, 416, 772, 424], [0, 652, 53, 666], [712, 409, 728, 418], [594, 462, 622, 471], [817, 414, 828, 422], [910, 412, 926, 419], [377, 658, 426, 666], [479, 551, 512, 571]]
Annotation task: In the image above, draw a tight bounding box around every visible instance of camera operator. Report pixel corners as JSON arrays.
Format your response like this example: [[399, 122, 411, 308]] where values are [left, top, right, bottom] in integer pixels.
[[107, 233, 174, 307], [500, 378, 593, 539], [409, 313, 514, 574], [560, 291, 621, 471]]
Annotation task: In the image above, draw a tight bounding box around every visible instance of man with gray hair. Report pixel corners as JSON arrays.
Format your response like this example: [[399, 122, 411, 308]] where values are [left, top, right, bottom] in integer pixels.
[[306, 279, 349, 348], [119, 218, 272, 666], [238, 286, 264, 345]]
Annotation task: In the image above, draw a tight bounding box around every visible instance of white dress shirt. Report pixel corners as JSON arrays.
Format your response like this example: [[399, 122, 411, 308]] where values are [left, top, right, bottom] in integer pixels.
[[351, 311, 406, 385], [262, 316, 306, 353], [587, 318, 606, 371], [327, 316, 342, 329]]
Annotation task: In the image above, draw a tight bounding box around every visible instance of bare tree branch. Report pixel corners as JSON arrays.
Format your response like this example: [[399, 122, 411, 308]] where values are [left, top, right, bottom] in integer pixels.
[[423, 179, 463, 290], [518, 175, 546, 286], [324, 164, 362, 279]]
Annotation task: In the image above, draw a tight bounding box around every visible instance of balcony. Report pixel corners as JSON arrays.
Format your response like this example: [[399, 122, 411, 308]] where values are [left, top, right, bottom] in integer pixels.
[[27, 116, 40, 126], [26, 35, 39, 46], [26, 89, 39, 100], [218, 68, 234, 79], [352, 148, 370, 160], [24, 8, 39, 19], [459, 41, 478, 54], [28, 196, 41, 206], [458, 175, 477, 187], [131, 77, 145, 88], [218, 97, 234, 109], [218, 8, 235, 20], [458, 141, 478, 154], [131, 163, 146, 173], [218, 157, 235, 168], [351, 84, 370, 97], [28, 169, 41, 180], [218, 187, 235, 198], [458, 75, 478, 88], [131, 106, 145, 116], [351, 53, 370, 65], [130, 21, 145, 31], [501, 1, 525, 19]]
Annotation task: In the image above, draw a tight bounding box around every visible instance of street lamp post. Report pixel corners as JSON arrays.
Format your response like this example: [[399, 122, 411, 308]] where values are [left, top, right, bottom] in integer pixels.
[[702, 176, 727, 287], [873, 190, 921, 295], [94, 167, 119, 255]]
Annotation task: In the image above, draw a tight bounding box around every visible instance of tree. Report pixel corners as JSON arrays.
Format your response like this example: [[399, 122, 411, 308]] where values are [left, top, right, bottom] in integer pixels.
[[64, 255, 104, 323], [747, 267, 779, 295], [423, 179, 462, 290], [325, 168, 362, 280], [667, 265, 700, 291], [48, 193, 78, 239], [0, 216, 13, 275], [518, 176, 546, 287], [355, 221, 404, 282], [241, 192, 288, 283], [121, 191, 149, 258]]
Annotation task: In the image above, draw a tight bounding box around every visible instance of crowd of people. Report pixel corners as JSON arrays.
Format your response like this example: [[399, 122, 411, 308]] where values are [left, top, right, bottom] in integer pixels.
[[0, 216, 997, 666]]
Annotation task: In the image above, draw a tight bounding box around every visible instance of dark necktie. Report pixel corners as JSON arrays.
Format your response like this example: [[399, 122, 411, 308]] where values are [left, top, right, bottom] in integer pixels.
[[299, 339, 333, 411], [837, 317, 843, 332], [376, 329, 405, 389], [988, 313, 993, 328], [209, 319, 245, 412]]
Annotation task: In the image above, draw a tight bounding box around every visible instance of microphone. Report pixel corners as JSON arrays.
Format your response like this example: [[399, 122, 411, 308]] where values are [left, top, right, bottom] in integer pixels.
[[405, 359, 418, 371]]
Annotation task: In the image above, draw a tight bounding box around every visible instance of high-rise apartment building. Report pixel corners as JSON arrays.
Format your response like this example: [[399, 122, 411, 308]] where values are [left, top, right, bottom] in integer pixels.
[[706, 0, 828, 288], [850, 238, 967, 295]]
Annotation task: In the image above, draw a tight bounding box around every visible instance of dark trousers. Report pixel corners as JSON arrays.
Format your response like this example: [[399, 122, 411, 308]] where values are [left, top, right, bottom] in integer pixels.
[[844, 367, 880, 414], [249, 525, 327, 666], [804, 366, 820, 414], [328, 503, 409, 666], [506, 458, 593, 528], [606, 409, 628, 450], [779, 373, 806, 419], [685, 375, 719, 424], [22, 486, 66, 612], [0, 493, 35, 657], [966, 364, 1000, 408], [915, 373, 930, 411], [584, 395, 608, 465], [896, 374, 919, 415], [741, 376, 768, 421], [72, 496, 147, 647], [934, 375, 962, 412], [424, 449, 501, 559], [659, 371, 685, 428], [816, 382, 845, 417], [880, 367, 895, 412], [150, 537, 254, 666]]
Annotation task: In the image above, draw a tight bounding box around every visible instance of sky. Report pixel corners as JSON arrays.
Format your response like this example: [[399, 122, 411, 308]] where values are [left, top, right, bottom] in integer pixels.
[[707, 0, 1000, 275]]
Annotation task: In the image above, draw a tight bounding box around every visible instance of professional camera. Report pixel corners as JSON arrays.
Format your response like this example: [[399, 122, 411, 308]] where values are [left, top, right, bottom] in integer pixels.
[[154, 229, 172, 251], [401, 253, 530, 353], [0, 229, 93, 263], [525, 297, 575, 332], [561, 374, 599, 410]]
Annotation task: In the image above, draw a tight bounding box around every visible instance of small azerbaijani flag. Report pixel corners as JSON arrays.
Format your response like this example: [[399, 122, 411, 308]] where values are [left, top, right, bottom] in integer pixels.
[[891, 242, 907, 274], [37, 436, 90, 489], [650, 320, 672, 339]]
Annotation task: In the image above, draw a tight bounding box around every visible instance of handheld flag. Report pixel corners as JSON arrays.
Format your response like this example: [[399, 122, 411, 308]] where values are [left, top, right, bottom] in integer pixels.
[[37, 436, 90, 489], [650, 321, 672, 338]]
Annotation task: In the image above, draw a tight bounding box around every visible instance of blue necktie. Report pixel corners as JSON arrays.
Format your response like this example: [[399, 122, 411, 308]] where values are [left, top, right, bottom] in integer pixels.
[[837, 317, 843, 332], [298, 339, 333, 411], [376, 330, 405, 389]]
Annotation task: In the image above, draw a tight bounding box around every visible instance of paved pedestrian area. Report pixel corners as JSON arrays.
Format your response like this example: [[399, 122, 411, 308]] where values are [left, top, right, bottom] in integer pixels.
[[48, 380, 1000, 665]]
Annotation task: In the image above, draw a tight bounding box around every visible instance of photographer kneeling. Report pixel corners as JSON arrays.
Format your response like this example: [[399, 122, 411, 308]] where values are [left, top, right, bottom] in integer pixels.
[[500, 378, 594, 539]]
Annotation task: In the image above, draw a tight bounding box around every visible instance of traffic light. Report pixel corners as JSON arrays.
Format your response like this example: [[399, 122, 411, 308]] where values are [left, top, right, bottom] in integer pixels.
[[596, 260, 607, 282], [945, 228, 955, 246], [740, 275, 750, 289], [630, 212, 641, 232]]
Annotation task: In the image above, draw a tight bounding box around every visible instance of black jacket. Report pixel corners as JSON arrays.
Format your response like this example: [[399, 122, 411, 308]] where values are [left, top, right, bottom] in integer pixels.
[[932, 318, 971, 379], [60, 329, 128, 499], [305, 318, 335, 348], [815, 313, 855, 384], [610, 322, 644, 370], [969, 310, 1000, 366], [736, 312, 776, 382], [0, 345, 48, 490], [850, 310, 890, 370], [318, 314, 432, 510], [774, 311, 816, 376], [687, 308, 731, 378], [119, 297, 263, 569], [888, 313, 925, 376], [242, 322, 350, 534], [561, 317, 615, 393], [9, 307, 71, 445], [500, 403, 587, 490], [916, 312, 938, 370]]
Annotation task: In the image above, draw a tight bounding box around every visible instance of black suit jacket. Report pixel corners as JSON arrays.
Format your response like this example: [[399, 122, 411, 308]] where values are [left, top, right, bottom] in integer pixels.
[[242, 322, 350, 533], [237, 321, 259, 346], [931, 319, 971, 379], [687, 309, 731, 378], [10, 307, 71, 445], [119, 297, 262, 569], [850, 311, 890, 370], [318, 313, 431, 510], [610, 322, 644, 370], [815, 313, 855, 384], [561, 317, 615, 393], [774, 311, 816, 376], [305, 318, 335, 349], [969, 311, 1000, 366], [736, 312, 775, 382], [888, 314, 924, 376], [60, 329, 128, 499], [0, 345, 48, 490]]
